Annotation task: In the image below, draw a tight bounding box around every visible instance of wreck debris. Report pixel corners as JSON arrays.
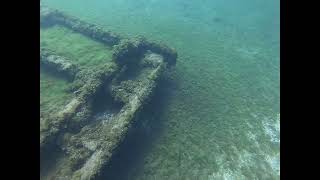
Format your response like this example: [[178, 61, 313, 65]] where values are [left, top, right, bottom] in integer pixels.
[[40, 5, 177, 180]]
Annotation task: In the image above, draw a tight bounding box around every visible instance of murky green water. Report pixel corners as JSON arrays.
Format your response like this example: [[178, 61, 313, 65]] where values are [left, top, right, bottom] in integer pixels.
[[41, 0, 280, 179]]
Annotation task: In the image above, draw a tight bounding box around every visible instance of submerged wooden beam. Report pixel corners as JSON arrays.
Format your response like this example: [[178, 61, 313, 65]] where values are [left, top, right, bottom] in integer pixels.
[[40, 5, 120, 46], [40, 62, 120, 147], [40, 5, 177, 65], [69, 53, 165, 179], [40, 47, 79, 80]]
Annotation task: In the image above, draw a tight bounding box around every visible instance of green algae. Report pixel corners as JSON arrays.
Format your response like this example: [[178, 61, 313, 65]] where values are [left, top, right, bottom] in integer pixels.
[[40, 25, 113, 70], [40, 68, 74, 117]]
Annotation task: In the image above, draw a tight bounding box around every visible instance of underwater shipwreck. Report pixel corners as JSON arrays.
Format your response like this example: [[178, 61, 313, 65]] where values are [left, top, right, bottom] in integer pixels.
[[40, 5, 177, 180]]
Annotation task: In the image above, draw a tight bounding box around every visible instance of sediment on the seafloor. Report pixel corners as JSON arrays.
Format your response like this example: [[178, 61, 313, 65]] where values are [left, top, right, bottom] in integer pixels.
[[40, 6, 177, 180]]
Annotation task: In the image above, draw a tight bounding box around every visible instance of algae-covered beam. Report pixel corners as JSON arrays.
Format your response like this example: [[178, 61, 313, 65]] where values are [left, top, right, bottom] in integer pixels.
[[40, 47, 78, 80], [40, 5, 120, 46], [40, 5, 177, 65], [40, 61, 120, 155], [40, 98, 82, 151], [68, 53, 166, 180], [112, 38, 177, 66], [40, 5, 56, 26]]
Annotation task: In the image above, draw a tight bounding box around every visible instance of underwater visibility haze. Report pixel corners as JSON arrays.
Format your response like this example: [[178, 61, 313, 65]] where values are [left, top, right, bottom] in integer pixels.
[[40, 0, 280, 179]]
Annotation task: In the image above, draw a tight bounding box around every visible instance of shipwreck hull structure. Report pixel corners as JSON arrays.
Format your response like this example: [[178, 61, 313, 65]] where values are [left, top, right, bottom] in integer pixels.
[[40, 5, 177, 180]]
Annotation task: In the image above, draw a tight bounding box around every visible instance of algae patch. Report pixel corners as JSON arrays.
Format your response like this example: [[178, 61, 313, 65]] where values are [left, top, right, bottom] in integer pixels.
[[40, 25, 113, 70], [40, 68, 74, 117]]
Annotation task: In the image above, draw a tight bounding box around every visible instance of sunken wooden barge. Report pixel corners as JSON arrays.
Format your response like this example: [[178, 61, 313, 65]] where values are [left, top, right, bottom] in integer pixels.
[[40, 5, 177, 180]]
